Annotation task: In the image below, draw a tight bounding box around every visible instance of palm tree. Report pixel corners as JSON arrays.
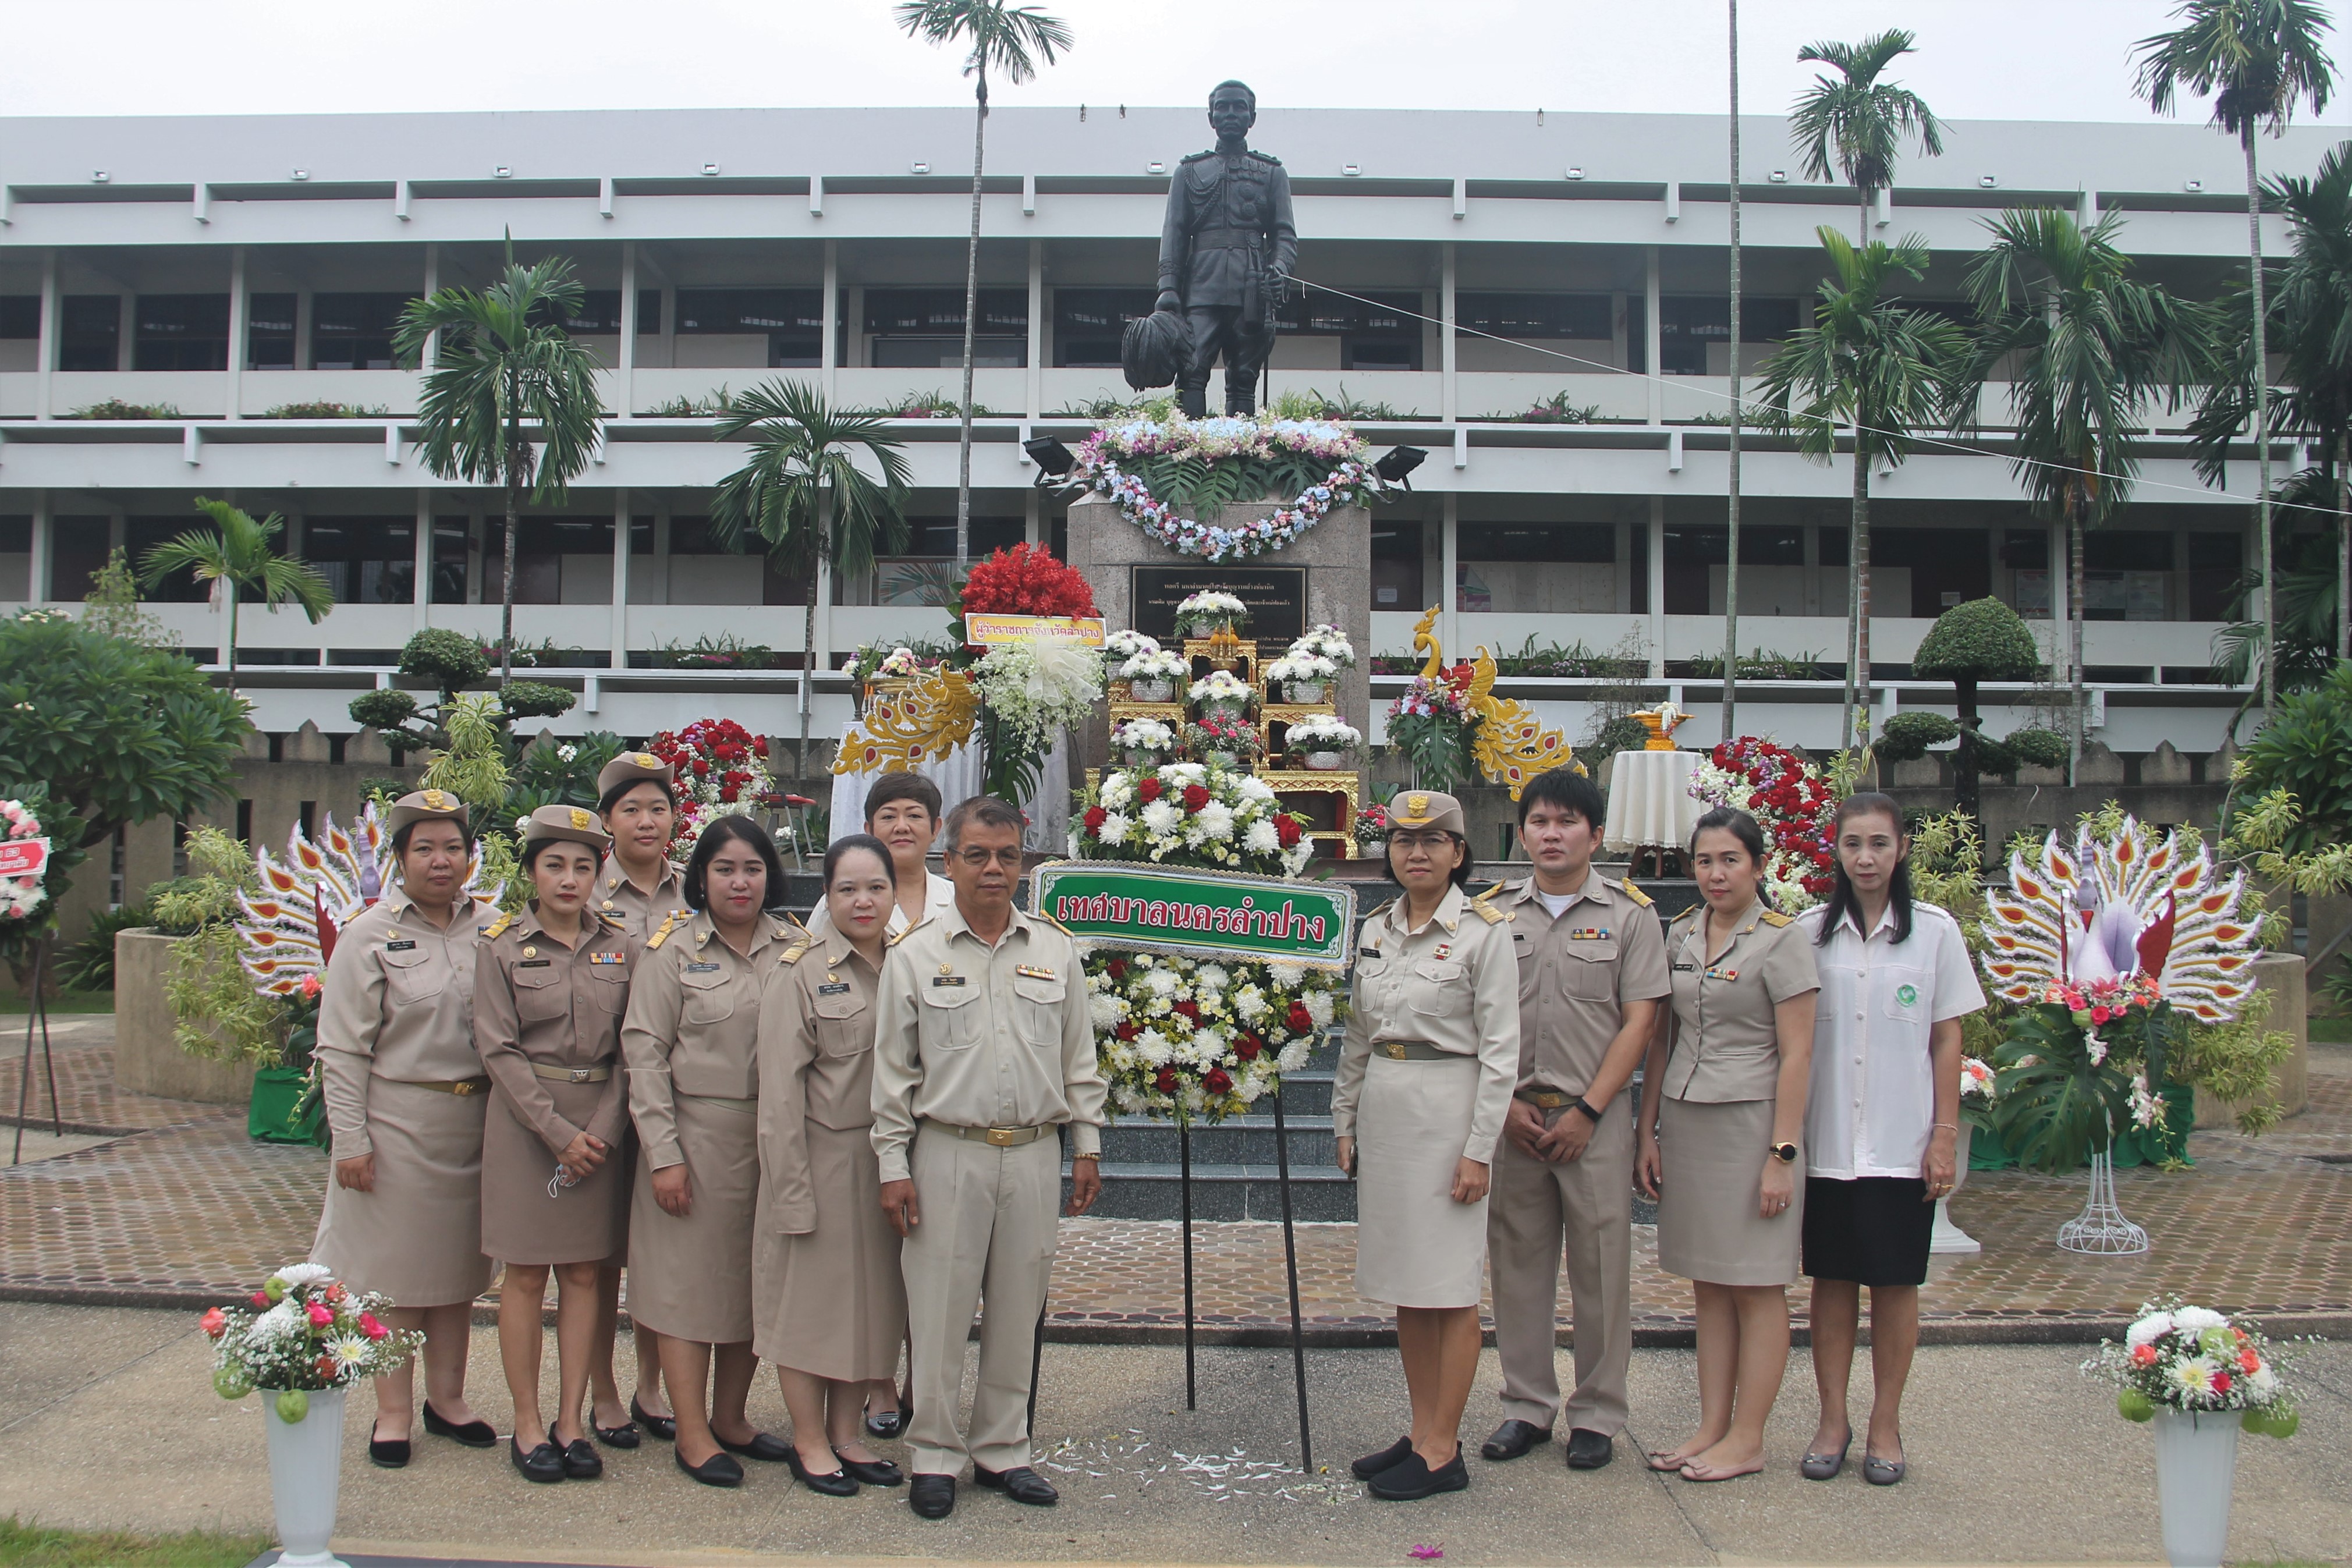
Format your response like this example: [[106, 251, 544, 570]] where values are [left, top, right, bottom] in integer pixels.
[[1756, 227, 1971, 750], [1789, 29, 1946, 246], [1964, 210, 2213, 777], [895, 0, 1072, 573], [2134, 0, 2336, 724], [1723, 0, 1747, 739], [393, 249, 606, 693], [711, 379, 913, 773], [138, 496, 334, 694]]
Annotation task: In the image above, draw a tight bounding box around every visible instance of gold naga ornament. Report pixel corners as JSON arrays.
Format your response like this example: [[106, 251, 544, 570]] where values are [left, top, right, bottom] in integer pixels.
[[832, 662, 982, 775], [1407, 607, 1580, 800]]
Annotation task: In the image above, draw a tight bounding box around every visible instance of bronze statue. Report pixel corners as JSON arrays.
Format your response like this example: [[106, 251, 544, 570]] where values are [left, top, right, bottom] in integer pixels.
[[1151, 80, 1297, 418]]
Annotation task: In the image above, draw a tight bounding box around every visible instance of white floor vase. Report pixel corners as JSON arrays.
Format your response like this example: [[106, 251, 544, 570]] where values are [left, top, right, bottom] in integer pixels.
[[1929, 1121, 1980, 1254], [2149, 1408, 2240, 1568], [262, 1385, 349, 1568]]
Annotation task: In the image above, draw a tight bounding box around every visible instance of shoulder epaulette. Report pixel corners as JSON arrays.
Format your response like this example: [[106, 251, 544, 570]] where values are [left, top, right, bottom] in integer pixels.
[[1031, 910, 1072, 936], [1668, 905, 1699, 928], [1617, 877, 1654, 909], [599, 911, 628, 930], [1180, 148, 1215, 163], [483, 911, 516, 939], [771, 914, 808, 943], [1759, 909, 1794, 928], [777, 939, 811, 966], [1475, 880, 1510, 901], [1470, 897, 1508, 925], [1248, 149, 1283, 165], [889, 918, 932, 948], [644, 913, 680, 950]]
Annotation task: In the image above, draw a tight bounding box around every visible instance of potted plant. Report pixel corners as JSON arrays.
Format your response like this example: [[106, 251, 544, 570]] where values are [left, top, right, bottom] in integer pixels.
[[1121, 647, 1190, 705], [1354, 799, 1393, 852], [1264, 648, 1340, 705], [203, 1264, 423, 1568], [2085, 1301, 2300, 1567], [1184, 714, 1264, 770], [1172, 589, 1251, 640], [1189, 668, 1255, 720], [1931, 1056, 1999, 1255], [1292, 623, 1358, 671], [1102, 627, 1161, 686], [1111, 716, 1180, 770], [1284, 714, 1362, 771]]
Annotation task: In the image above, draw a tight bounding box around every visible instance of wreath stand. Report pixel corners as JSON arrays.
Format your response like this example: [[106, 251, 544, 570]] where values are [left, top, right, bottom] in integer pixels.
[[10, 941, 60, 1165]]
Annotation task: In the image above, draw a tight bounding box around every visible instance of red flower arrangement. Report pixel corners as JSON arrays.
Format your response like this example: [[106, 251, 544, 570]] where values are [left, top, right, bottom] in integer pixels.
[[1691, 737, 1839, 903], [644, 718, 776, 852], [958, 543, 1099, 619]]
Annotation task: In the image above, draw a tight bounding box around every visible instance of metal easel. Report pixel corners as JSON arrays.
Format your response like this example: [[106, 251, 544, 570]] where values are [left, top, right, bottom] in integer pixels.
[[11, 941, 61, 1165]]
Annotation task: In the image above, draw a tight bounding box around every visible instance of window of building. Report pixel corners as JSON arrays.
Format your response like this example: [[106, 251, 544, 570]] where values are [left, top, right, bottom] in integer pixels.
[[247, 292, 296, 370], [133, 294, 230, 372], [676, 289, 822, 367], [2188, 531, 2241, 620], [1662, 520, 1814, 613], [869, 516, 1026, 604], [1876, 527, 1992, 617], [1455, 293, 1612, 340], [59, 295, 121, 372], [531, 289, 663, 336], [301, 517, 416, 605], [1276, 290, 1421, 372], [1372, 517, 1422, 609], [481, 517, 614, 606], [1656, 296, 1800, 374], [432, 520, 469, 604], [1455, 522, 1617, 613], [311, 293, 420, 370], [2081, 528, 2174, 621], [1052, 289, 1156, 367], [864, 289, 1028, 368], [0, 297, 37, 339], [125, 517, 213, 602], [46, 517, 109, 602]]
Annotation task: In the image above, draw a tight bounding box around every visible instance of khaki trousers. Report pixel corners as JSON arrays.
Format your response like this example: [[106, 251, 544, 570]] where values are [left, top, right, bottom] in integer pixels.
[[1486, 1097, 1633, 1435], [900, 1126, 1062, 1475]]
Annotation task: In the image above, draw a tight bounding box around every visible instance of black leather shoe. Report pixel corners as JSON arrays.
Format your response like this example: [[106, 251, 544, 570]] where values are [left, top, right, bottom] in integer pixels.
[[1368, 1446, 1470, 1500], [835, 1450, 906, 1487], [1351, 1435, 1414, 1480], [675, 1448, 744, 1488], [973, 1464, 1059, 1506], [594, 1418, 641, 1450], [422, 1403, 497, 1448], [630, 1396, 677, 1442], [1566, 1429, 1615, 1470], [367, 1422, 411, 1470], [786, 1447, 859, 1497], [718, 1429, 793, 1463], [1480, 1419, 1553, 1461], [865, 1404, 907, 1439], [908, 1472, 956, 1518], [510, 1436, 565, 1484], [558, 1435, 603, 1480]]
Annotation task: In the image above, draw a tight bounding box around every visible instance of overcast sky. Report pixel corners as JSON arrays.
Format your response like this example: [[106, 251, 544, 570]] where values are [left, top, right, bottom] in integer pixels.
[[3, 0, 2345, 125]]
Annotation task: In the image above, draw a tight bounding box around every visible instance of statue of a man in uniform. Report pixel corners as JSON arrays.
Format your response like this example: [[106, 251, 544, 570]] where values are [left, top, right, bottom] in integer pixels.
[[1157, 80, 1297, 418]]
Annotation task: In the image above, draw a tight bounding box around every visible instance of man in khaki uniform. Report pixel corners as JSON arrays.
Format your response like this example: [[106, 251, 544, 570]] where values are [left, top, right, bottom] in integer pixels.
[[872, 797, 1106, 1519], [1481, 769, 1669, 1471]]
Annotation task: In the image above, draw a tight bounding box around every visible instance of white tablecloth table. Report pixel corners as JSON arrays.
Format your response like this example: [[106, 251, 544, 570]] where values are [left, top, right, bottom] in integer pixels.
[[1602, 748, 1702, 853], [827, 728, 1070, 854]]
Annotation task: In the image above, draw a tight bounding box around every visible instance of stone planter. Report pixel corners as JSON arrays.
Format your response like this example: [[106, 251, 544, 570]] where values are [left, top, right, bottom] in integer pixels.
[[114, 929, 256, 1105], [1286, 679, 1329, 705], [2194, 952, 2308, 1129], [1129, 677, 1176, 704]]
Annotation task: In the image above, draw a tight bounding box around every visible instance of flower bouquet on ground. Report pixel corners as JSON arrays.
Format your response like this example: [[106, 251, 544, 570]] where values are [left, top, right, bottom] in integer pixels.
[[1184, 713, 1264, 769], [1283, 714, 1361, 770], [1688, 736, 1842, 910], [1189, 668, 1255, 718], [1959, 1055, 2000, 1131], [1120, 647, 1190, 704], [203, 1263, 421, 1417], [647, 718, 774, 857], [1173, 590, 1251, 639], [1264, 649, 1339, 705], [1111, 716, 1180, 769]]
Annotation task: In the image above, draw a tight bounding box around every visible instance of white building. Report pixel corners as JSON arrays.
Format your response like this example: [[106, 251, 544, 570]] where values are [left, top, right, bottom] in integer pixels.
[[0, 104, 2329, 755]]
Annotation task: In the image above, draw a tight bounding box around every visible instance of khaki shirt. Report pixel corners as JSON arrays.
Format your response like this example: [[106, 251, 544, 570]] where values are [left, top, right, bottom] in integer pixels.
[[802, 868, 959, 943], [1662, 904, 1821, 1104], [620, 909, 801, 1170], [1333, 882, 1520, 1163], [869, 902, 1106, 1184], [474, 904, 637, 1158], [756, 929, 886, 1234], [316, 888, 499, 1158], [599, 863, 691, 945], [1495, 874, 1672, 1097]]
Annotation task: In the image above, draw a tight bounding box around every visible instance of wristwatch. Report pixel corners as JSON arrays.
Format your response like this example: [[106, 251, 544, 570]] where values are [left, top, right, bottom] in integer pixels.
[[1771, 1141, 1800, 1164], [1568, 1096, 1602, 1124]]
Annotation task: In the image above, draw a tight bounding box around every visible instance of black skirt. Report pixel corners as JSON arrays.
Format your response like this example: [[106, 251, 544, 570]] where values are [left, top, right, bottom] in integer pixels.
[[1801, 1176, 1932, 1287]]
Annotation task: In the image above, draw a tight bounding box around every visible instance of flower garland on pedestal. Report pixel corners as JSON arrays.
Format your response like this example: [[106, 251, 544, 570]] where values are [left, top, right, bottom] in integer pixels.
[[1069, 415, 1383, 563], [0, 799, 51, 923]]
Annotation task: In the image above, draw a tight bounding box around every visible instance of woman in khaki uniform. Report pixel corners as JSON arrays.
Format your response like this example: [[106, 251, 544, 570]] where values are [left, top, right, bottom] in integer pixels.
[[754, 834, 909, 1498], [312, 790, 501, 1468], [476, 805, 637, 1485], [622, 815, 800, 1489], [1635, 806, 1819, 1483], [1332, 790, 1519, 1502]]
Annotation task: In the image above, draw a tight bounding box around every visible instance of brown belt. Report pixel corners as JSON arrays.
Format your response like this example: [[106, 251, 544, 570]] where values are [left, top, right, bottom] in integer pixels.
[[1376, 1041, 1453, 1062], [530, 1063, 613, 1084], [388, 1076, 491, 1097], [925, 1119, 1052, 1148]]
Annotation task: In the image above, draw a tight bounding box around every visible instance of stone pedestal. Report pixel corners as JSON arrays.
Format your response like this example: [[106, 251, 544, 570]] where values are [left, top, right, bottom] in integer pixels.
[[114, 929, 257, 1106]]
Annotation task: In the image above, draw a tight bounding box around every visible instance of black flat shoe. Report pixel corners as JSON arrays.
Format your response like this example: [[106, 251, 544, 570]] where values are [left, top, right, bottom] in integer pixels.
[[718, 1429, 793, 1463], [367, 1422, 411, 1470], [675, 1448, 744, 1488], [835, 1450, 905, 1487], [1479, 1419, 1552, 1461], [973, 1464, 1058, 1506], [908, 1472, 956, 1518], [1566, 1429, 1616, 1470], [422, 1403, 497, 1448], [594, 1418, 640, 1450], [1368, 1447, 1470, 1500], [1351, 1435, 1414, 1480], [630, 1396, 677, 1442], [865, 1406, 907, 1440], [510, 1436, 565, 1484], [558, 1435, 603, 1480], [785, 1447, 859, 1497]]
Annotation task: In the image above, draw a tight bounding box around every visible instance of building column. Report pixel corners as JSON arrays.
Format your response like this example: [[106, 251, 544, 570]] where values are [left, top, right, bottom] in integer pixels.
[[35, 251, 56, 420], [28, 491, 50, 602], [1440, 492, 1459, 658], [651, 508, 671, 606], [1804, 521, 1821, 617], [1024, 487, 1041, 548], [1647, 495, 1667, 677], [295, 288, 314, 374], [1439, 241, 1457, 424], [1026, 238, 1044, 418], [116, 294, 135, 372], [420, 245, 439, 368], [618, 241, 638, 420], [1644, 247, 1663, 425], [225, 247, 247, 419], [611, 488, 630, 668], [466, 513, 483, 604], [413, 491, 433, 633], [820, 240, 840, 403]]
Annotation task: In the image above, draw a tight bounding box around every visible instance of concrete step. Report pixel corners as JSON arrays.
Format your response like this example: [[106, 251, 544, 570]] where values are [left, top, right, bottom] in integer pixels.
[[1098, 1113, 1337, 1166], [1079, 1161, 1359, 1222]]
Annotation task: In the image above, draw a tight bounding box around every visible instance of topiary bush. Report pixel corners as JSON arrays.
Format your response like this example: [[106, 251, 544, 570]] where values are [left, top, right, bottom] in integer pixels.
[[1911, 597, 2040, 683], [1874, 711, 1960, 762]]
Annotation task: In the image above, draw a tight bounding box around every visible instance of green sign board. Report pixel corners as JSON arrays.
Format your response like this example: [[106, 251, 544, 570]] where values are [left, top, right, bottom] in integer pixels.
[[1030, 860, 1357, 970]]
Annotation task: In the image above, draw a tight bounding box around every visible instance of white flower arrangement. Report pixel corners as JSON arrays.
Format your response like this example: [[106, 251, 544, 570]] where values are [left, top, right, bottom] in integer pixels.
[[1120, 648, 1191, 682], [1110, 716, 1179, 758], [1189, 669, 1255, 709], [1264, 651, 1339, 685], [1076, 763, 1311, 877], [1172, 590, 1251, 637], [2085, 1298, 2300, 1435], [201, 1264, 424, 1421], [1088, 949, 1342, 1120], [971, 640, 1105, 758], [1285, 714, 1362, 755], [1102, 627, 1161, 664], [1290, 623, 1357, 669]]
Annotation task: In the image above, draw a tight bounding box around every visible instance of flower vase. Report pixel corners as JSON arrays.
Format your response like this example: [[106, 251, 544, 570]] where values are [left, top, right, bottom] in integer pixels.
[[1201, 700, 1250, 723], [1203, 750, 1239, 769], [1928, 1120, 1980, 1255], [1303, 750, 1347, 771], [2150, 1409, 2240, 1567], [1130, 678, 1175, 704], [2056, 1146, 2149, 1255], [1125, 750, 1163, 771], [1287, 680, 1328, 705], [262, 1385, 349, 1568]]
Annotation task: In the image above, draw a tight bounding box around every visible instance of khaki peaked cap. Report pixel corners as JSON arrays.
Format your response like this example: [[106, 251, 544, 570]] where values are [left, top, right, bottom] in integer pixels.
[[1389, 789, 1467, 838], [596, 750, 676, 798], [384, 788, 470, 838], [520, 803, 613, 855]]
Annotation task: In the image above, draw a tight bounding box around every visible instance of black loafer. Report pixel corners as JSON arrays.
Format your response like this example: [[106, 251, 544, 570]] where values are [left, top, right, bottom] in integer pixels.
[[908, 1472, 956, 1518], [973, 1464, 1058, 1506], [835, 1450, 905, 1487], [865, 1405, 907, 1439], [1566, 1429, 1616, 1470], [510, 1436, 565, 1484], [675, 1448, 744, 1488], [718, 1429, 793, 1463], [594, 1419, 641, 1450], [558, 1436, 603, 1480], [1480, 1419, 1552, 1461], [422, 1403, 497, 1448], [785, 1447, 859, 1497], [630, 1396, 677, 1442], [367, 1422, 411, 1470], [1351, 1435, 1414, 1480], [1368, 1447, 1470, 1500]]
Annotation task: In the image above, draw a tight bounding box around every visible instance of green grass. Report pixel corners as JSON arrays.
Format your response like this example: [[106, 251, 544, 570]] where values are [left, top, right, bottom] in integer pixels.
[[0, 1517, 268, 1567], [0, 992, 113, 1016], [2309, 1014, 2352, 1045]]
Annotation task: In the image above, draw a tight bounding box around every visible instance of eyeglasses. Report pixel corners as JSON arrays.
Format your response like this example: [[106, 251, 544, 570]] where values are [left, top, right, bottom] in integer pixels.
[[1389, 831, 1455, 854], [955, 847, 1027, 868]]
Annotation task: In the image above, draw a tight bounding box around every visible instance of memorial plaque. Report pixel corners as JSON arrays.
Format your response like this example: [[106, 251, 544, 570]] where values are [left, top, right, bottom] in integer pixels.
[[1131, 566, 1306, 643]]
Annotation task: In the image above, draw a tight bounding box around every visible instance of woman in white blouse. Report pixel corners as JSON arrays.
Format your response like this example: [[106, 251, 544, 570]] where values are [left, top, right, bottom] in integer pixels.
[[1794, 794, 1984, 1488]]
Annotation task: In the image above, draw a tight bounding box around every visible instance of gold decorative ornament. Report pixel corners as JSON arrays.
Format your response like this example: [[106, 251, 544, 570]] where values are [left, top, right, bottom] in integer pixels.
[[522, 945, 537, 958], [568, 807, 593, 830], [1406, 793, 1430, 816], [421, 789, 448, 811], [1407, 606, 1580, 800], [635, 752, 659, 768], [832, 664, 980, 775], [1631, 701, 1690, 751]]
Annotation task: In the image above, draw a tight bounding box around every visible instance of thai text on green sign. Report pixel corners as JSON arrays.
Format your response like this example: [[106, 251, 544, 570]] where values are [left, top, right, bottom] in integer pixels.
[[1030, 861, 1356, 970]]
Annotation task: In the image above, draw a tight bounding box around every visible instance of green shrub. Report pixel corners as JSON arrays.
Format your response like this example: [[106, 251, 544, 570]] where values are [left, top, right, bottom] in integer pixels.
[[2233, 662, 2352, 857], [52, 903, 152, 991], [1911, 597, 2041, 680], [65, 399, 183, 421], [1875, 711, 1960, 761], [258, 400, 390, 419], [398, 628, 491, 694], [1590, 715, 1649, 759]]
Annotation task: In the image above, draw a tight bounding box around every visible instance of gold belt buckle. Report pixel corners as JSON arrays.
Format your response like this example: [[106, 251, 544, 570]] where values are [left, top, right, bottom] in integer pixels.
[[568, 1068, 593, 1084], [985, 1126, 1020, 1147], [452, 1080, 479, 1097], [1382, 1042, 1407, 1060]]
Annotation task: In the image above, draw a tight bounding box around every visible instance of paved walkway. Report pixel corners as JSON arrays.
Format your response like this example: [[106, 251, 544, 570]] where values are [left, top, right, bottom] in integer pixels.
[[5, 1016, 2351, 1342]]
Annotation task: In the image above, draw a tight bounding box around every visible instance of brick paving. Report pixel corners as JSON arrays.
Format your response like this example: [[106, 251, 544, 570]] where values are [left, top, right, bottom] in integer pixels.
[[6, 1019, 2349, 1339]]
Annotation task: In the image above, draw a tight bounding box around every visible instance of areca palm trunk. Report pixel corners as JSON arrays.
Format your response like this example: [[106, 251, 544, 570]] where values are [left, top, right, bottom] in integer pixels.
[[2070, 481, 2090, 783], [955, 64, 988, 573], [225, 577, 240, 693], [501, 368, 521, 694], [2244, 124, 2274, 721], [801, 488, 829, 778], [1851, 442, 1871, 748], [2339, 430, 2350, 662], [1722, 0, 1741, 741]]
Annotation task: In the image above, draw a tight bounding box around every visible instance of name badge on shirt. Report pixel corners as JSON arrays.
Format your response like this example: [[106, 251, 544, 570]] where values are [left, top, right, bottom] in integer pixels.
[[1569, 928, 1610, 941], [1672, 962, 1697, 972], [384, 939, 416, 952], [817, 982, 852, 996], [1014, 964, 1056, 981], [685, 962, 721, 973], [932, 974, 966, 987], [588, 952, 626, 966], [517, 959, 551, 969], [1358, 945, 1382, 959]]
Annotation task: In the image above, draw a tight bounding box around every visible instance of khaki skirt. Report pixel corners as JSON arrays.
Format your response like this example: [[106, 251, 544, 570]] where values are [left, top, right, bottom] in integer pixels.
[[753, 1120, 906, 1381], [480, 1078, 630, 1267], [311, 1079, 494, 1307], [1354, 1053, 1488, 1310], [1655, 1095, 1802, 1287], [627, 1094, 760, 1344]]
